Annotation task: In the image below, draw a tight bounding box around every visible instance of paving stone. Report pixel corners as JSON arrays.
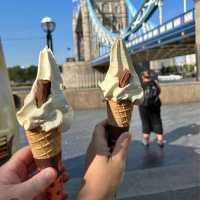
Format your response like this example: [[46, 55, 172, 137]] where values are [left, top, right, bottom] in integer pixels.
[[19, 103, 200, 200]]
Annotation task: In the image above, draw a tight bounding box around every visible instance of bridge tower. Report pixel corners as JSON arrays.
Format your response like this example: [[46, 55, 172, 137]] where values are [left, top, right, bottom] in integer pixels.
[[195, 0, 200, 81], [74, 0, 128, 61], [62, 0, 128, 89]]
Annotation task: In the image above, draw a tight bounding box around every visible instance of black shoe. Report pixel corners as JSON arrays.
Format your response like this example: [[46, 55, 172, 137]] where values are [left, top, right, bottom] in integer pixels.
[[157, 140, 165, 148], [143, 139, 150, 148]]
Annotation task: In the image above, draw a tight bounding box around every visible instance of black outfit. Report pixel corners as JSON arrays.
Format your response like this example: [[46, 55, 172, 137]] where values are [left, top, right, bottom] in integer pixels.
[[139, 80, 163, 134]]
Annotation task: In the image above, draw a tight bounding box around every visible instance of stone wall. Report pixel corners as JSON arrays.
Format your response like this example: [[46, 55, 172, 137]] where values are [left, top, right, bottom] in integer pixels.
[[12, 82, 200, 110], [63, 61, 105, 88], [65, 88, 104, 110], [64, 82, 200, 110], [160, 82, 200, 104]]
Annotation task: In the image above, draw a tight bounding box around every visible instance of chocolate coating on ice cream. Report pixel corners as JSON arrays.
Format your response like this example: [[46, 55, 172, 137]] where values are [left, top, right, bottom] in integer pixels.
[[106, 125, 129, 149], [35, 80, 51, 108], [119, 70, 131, 88], [106, 71, 132, 149], [99, 39, 143, 103], [17, 48, 73, 132]]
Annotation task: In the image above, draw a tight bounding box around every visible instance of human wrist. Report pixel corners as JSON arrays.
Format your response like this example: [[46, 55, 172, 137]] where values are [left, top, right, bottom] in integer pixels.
[[77, 179, 114, 200], [78, 192, 113, 200]]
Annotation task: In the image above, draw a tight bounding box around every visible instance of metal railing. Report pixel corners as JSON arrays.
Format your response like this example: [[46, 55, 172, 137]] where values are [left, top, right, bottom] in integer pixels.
[[92, 9, 195, 64], [127, 9, 194, 48]]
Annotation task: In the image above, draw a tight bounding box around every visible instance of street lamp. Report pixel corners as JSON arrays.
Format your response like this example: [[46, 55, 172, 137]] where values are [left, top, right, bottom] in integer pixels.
[[41, 17, 56, 51]]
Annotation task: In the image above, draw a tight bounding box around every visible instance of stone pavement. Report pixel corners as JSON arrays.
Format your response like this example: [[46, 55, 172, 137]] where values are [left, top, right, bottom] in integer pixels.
[[19, 103, 200, 199]]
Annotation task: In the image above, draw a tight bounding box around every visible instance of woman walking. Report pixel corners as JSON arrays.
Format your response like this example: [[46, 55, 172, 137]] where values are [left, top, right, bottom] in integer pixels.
[[139, 70, 164, 147]]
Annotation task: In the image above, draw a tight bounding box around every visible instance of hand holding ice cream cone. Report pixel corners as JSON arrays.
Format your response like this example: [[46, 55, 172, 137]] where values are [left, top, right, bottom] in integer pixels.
[[99, 39, 143, 149], [17, 48, 73, 200]]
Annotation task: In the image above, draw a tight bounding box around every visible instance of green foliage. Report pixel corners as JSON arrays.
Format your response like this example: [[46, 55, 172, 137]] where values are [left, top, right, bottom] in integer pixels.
[[8, 64, 63, 84], [182, 64, 195, 73], [8, 65, 37, 82], [160, 64, 196, 77]]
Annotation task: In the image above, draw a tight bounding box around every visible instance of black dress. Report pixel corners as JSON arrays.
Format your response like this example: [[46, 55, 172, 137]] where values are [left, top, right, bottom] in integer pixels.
[[139, 80, 163, 134]]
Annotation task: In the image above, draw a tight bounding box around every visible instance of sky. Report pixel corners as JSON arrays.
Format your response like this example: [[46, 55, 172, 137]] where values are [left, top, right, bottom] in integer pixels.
[[0, 0, 194, 67]]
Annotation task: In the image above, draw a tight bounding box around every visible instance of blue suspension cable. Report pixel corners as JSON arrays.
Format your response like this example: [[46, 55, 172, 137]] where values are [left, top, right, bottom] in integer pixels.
[[125, 0, 137, 18], [86, 0, 159, 44], [125, 0, 155, 32], [123, 0, 160, 39], [86, 0, 118, 44]]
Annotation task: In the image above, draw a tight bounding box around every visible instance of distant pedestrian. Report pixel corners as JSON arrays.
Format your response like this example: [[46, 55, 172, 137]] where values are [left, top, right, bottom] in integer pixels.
[[139, 69, 164, 147]]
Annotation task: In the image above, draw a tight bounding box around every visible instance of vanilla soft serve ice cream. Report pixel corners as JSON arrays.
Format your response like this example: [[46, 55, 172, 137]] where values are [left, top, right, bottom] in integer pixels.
[[17, 48, 73, 132], [99, 39, 143, 103]]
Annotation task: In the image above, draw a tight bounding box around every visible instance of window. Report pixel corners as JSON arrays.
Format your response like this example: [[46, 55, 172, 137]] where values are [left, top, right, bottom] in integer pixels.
[[102, 3, 109, 13], [114, 5, 120, 14]]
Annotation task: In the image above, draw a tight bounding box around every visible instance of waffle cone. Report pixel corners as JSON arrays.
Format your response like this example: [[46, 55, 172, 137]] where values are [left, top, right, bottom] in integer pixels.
[[107, 100, 133, 127], [106, 100, 133, 149], [26, 127, 61, 160], [26, 127, 64, 200]]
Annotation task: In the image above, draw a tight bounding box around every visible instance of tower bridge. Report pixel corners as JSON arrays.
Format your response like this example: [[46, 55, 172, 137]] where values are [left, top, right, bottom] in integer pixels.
[[63, 0, 200, 89], [92, 9, 195, 66], [10, 0, 200, 109]]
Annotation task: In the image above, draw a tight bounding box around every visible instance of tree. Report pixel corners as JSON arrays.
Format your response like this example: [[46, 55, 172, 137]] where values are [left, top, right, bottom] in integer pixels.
[[8, 66, 24, 82], [8, 65, 37, 83], [8, 64, 62, 83], [24, 65, 37, 81]]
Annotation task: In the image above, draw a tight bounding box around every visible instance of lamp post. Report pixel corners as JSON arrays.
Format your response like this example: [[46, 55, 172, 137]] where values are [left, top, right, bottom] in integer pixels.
[[41, 17, 56, 51]]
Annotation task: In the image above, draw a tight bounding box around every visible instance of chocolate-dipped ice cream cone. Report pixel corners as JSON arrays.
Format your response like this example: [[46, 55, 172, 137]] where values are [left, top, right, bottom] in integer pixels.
[[17, 49, 73, 199], [99, 39, 143, 149]]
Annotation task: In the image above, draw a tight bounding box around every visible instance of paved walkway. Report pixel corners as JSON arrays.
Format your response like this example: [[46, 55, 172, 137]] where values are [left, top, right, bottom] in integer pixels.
[[19, 103, 200, 199]]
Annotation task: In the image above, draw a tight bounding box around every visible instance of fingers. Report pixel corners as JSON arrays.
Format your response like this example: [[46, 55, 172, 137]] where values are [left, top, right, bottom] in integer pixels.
[[61, 165, 70, 183], [7, 146, 33, 169], [63, 192, 69, 200], [88, 119, 110, 156], [4, 146, 34, 180], [33, 192, 68, 200], [63, 173, 70, 183], [84, 142, 94, 172], [92, 119, 110, 155], [28, 161, 37, 178], [84, 119, 110, 171], [59, 162, 70, 183], [16, 167, 57, 199], [98, 119, 108, 128], [112, 132, 131, 162], [93, 119, 108, 140]]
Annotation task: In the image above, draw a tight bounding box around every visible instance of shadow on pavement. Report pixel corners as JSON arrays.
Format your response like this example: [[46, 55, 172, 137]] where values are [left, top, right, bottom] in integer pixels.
[[119, 186, 200, 200], [126, 123, 200, 171], [64, 123, 200, 178], [165, 123, 200, 143]]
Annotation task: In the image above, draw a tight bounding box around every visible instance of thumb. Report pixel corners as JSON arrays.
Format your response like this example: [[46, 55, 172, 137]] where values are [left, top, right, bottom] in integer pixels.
[[16, 167, 57, 199], [112, 132, 131, 162]]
